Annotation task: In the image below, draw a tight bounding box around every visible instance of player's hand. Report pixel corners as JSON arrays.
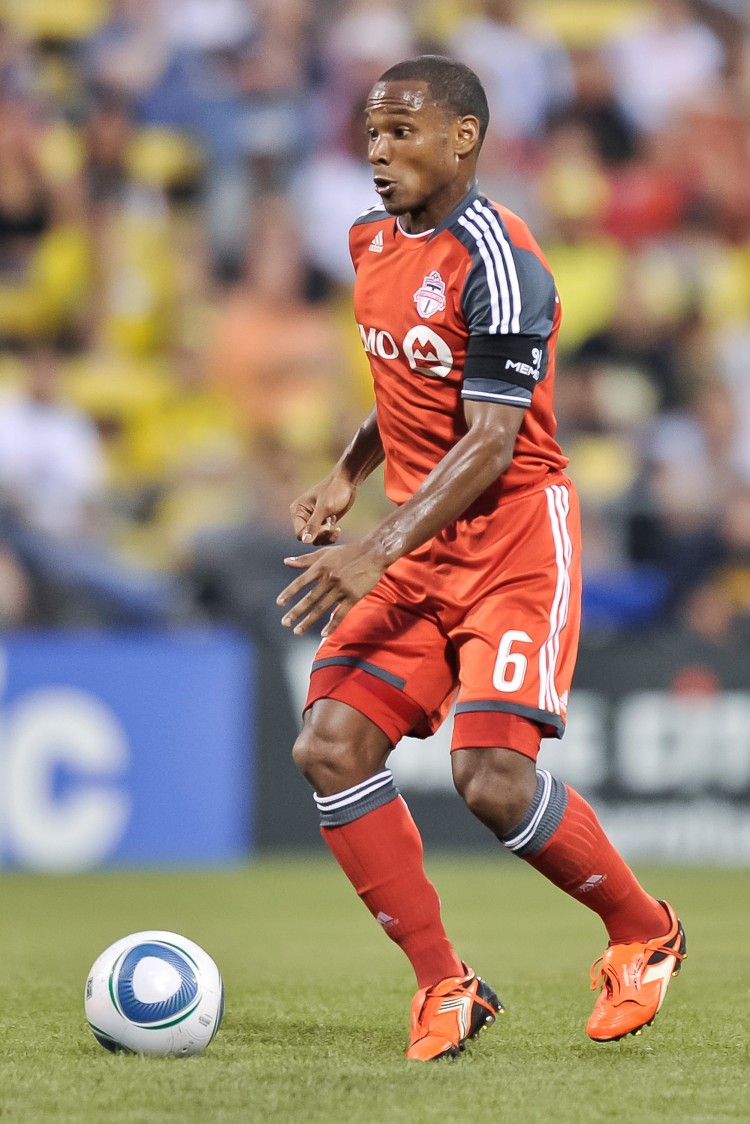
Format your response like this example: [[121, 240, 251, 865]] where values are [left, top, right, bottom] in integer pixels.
[[289, 475, 357, 545], [277, 542, 386, 637]]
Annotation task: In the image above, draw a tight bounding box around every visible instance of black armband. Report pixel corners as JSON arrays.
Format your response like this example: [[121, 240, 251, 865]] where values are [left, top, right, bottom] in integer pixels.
[[464, 333, 548, 391]]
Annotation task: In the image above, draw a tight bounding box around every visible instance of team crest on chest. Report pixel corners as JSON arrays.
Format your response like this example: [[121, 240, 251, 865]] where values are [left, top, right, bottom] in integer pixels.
[[413, 270, 446, 319]]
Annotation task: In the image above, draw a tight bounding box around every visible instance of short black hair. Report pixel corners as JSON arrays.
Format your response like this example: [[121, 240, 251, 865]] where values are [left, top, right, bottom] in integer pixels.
[[377, 55, 490, 147]]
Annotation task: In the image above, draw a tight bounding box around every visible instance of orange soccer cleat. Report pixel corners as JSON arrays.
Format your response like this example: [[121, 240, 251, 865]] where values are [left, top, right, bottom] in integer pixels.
[[587, 900, 687, 1042], [405, 964, 502, 1061]]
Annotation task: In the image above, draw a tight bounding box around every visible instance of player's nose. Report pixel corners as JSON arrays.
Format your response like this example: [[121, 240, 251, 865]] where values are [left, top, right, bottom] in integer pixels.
[[368, 135, 390, 164]]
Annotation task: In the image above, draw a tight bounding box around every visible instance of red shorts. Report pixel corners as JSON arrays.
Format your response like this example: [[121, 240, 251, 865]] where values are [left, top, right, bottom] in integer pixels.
[[305, 475, 582, 761]]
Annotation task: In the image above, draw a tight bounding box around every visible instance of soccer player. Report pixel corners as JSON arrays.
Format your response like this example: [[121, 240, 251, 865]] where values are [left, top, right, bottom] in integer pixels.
[[277, 55, 685, 1061]]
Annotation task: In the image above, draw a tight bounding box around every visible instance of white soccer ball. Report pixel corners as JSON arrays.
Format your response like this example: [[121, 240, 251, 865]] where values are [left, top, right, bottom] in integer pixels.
[[84, 930, 224, 1056]]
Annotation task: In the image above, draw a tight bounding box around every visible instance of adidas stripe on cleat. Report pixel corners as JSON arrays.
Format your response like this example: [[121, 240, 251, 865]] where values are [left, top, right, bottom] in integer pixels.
[[406, 964, 502, 1061], [587, 900, 686, 1043]]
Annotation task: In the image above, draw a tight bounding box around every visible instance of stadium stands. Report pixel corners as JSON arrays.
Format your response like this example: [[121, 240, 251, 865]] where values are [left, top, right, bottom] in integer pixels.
[[0, 0, 748, 639]]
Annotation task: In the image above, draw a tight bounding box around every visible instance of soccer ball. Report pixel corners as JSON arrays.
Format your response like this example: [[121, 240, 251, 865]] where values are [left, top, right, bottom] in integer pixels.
[[84, 930, 224, 1056]]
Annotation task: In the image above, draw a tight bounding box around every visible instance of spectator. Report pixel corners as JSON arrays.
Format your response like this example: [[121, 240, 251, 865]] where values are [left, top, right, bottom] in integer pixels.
[[208, 192, 361, 468], [82, 0, 192, 128], [0, 347, 181, 624], [88, 173, 177, 357], [291, 96, 375, 293], [635, 372, 741, 613], [714, 319, 750, 482], [131, 338, 249, 563], [0, 346, 104, 537], [604, 0, 725, 134], [0, 19, 34, 101], [82, 90, 134, 207], [569, 264, 691, 414], [448, 0, 573, 145], [322, 0, 416, 146], [186, 434, 310, 644], [555, 44, 638, 166], [535, 115, 627, 353], [715, 485, 750, 626], [158, 0, 253, 53], [0, 544, 30, 626], [658, 88, 750, 241], [0, 87, 92, 345], [186, 0, 318, 278]]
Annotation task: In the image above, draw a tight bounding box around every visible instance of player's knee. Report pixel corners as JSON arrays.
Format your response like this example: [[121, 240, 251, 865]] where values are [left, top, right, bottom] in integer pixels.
[[452, 746, 538, 836], [291, 700, 389, 794], [291, 720, 345, 789]]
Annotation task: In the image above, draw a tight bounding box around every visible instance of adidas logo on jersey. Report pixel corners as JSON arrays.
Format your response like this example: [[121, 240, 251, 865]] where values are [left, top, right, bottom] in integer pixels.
[[369, 230, 384, 253]]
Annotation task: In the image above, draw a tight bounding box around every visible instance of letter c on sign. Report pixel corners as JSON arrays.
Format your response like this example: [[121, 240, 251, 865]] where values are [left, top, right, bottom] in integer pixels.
[[4, 688, 131, 870]]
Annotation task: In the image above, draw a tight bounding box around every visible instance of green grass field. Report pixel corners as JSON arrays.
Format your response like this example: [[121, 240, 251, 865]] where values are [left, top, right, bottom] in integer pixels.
[[0, 857, 747, 1123]]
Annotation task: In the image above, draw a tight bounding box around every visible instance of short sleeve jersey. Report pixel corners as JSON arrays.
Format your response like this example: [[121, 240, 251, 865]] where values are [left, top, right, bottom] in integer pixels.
[[350, 185, 567, 507]]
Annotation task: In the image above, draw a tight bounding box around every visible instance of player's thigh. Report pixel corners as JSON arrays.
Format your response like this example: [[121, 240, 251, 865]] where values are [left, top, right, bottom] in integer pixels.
[[305, 580, 458, 746], [451, 481, 582, 750]]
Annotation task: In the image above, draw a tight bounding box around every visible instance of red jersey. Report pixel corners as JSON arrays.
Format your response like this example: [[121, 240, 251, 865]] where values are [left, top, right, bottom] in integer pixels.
[[350, 185, 567, 507]]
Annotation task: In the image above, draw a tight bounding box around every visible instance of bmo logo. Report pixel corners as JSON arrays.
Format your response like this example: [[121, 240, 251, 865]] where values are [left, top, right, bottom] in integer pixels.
[[358, 323, 454, 378], [404, 326, 454, 378], [358, 325, 399, 360]]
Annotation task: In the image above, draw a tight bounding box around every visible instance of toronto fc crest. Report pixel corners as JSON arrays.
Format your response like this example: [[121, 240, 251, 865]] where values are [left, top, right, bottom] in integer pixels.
[[413, 270, 447, 319]]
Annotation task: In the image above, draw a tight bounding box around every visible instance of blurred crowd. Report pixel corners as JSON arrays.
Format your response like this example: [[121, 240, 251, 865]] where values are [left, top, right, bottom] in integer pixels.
[[0, 0, 749, 646]]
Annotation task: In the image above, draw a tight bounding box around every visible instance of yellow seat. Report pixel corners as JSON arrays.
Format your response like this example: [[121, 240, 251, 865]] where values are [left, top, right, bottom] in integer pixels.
[[566, 433, 639, 504], [2, 0, 109, 41], [531, 1, 649, 48], [0, 224, 91, 339], [61, 355, 174, 486], [413, 0, 648, 49], [0, 353, 26, 392], [62, 355, 173, 421], [543, 236, 627, 353], [127, 128, 204, 191]]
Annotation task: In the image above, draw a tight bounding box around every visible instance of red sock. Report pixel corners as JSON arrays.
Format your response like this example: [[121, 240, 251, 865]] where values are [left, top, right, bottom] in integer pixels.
[[524, 786, 667, 943], [321, 796, 463, 987]]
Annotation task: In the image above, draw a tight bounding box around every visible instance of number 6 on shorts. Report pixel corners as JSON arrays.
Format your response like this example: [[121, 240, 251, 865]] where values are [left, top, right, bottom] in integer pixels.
[[492, 629, 532, 693]]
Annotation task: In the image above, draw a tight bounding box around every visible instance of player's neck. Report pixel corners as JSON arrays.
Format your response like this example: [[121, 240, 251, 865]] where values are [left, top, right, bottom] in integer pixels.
[[399, 179, 478, 235]]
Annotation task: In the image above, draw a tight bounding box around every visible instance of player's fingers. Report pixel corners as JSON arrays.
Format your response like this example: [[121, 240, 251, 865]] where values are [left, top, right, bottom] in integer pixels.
[[290, 501, 314, 539], [281, 553, 312, 569], [301, 513, 337, 545], [276, 552, 323, 607], [320, 599, 352, 638], [284, 587, 340, 636], [313, 523, 342, 546]]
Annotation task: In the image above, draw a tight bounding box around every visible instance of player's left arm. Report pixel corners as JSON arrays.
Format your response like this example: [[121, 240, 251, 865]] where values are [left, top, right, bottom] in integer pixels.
[[278, 398, 525, 636]]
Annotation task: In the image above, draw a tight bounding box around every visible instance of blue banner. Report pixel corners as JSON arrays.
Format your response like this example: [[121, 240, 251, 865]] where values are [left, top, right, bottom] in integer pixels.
[[0, 630, 253, 870]]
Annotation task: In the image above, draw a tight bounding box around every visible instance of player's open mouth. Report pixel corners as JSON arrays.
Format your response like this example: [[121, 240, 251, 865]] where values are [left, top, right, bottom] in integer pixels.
[[374, 178, 396, 197]]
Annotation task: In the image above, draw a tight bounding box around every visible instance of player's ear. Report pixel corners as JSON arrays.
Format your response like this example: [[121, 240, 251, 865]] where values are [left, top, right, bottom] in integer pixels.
[[455, 115, 481, 158]]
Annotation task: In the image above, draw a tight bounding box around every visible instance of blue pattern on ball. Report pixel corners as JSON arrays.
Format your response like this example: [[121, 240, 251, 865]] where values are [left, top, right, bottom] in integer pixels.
[[116, 942, 199, 1024]]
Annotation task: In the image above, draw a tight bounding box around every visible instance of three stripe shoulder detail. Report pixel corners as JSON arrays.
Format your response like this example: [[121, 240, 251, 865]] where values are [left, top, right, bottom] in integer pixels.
[[457, 198, 523, 334]]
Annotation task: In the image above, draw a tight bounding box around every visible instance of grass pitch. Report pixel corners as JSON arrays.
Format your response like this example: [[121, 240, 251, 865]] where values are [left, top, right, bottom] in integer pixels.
[[0, 857, 747, 1124]]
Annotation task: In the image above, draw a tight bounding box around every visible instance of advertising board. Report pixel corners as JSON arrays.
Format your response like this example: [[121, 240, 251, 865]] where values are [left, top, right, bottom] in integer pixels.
[[0, 631, 253, 869], [280, 634, 750, 862]]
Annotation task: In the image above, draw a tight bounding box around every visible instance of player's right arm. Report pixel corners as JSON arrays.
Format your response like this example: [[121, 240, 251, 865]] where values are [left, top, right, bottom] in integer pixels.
[[289, 406, 384, 545]]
